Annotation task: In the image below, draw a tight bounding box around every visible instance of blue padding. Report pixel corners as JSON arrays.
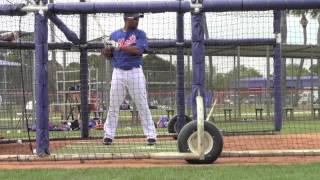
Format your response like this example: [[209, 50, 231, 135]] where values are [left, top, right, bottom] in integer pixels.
[[35, 0, 50, 156], [203, 0, 320, 11], [48, 1, 190, 14], [49, 15, 80, 44], [191, 12, 206, 121], [0, 4, 26, 16]]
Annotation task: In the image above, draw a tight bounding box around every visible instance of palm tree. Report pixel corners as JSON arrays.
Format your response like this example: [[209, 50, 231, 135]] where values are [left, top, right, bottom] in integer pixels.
[[310, 10, 320, 102], [281, 11, 288, 44], [309, 10, 320, 45], [291, 10, 308, 105], [291, 10, 320, 105]]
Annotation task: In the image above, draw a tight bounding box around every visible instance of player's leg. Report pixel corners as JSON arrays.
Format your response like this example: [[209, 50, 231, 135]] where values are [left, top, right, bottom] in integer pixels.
[[103, 69, 126, 143], [127, 68, 157, 143]]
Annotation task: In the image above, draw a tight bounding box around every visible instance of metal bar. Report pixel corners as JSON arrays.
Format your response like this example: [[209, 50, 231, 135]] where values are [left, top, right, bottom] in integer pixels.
[[3, 150, 320, 161], [2, 0, 320, 15], [35, 0, 50, 156], [196, 95, 205, 160], [48, 0, 320, 14], [79, 0, 89, 138], [191, 8, 206, 121], [203, 0, 320, 12], [0, 38, 277, 50], [21, 5, 48, 12], [266, 46, 271, 118], [236, 46, 241, 118], [273, 10, 282, 131], [175, 7, 186, 133], [0, 152, 199, 161], [47, 1, 190, 14]]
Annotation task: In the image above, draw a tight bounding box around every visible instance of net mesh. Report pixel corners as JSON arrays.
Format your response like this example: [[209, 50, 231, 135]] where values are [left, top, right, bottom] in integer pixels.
[[0, 0, 320, 161]]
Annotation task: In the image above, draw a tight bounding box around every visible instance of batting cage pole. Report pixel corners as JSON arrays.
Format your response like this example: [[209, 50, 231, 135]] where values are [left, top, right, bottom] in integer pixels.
[[273, 10, 282, 131], [2, 0, 320, 15], [191, 1, 206, 123], [190, 0, 206, 159], [175, 0, 186, 133], [35, 0, 50, 156], [79, 0, 89, 138]]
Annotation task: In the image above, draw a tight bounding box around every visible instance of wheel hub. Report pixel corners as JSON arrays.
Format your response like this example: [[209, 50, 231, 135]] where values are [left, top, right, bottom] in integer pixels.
[[187, 131, 214, 154]]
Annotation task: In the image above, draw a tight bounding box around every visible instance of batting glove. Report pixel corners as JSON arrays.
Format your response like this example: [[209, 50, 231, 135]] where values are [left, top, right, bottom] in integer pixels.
[[105, 40, 125, 50]]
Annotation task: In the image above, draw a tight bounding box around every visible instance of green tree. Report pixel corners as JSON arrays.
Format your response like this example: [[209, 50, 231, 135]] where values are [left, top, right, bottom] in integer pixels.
[[310, 9, 320, 102], [291, 10, 309, 101], [309, 9, 320, 45], [142, 54, 176, 85], [227, 65, 262, 79], [2, 50, 34, 91], [67, 62, 80, 70], [290, 10, 320, 105], [88, 54, 107, 82], [310, 62, 320, 75], [142, 54, 176, 71], [286, 64, 310, 77], [213, 73, 229, 90], [48, 60, 63, 92], [213, 65, 262, 90]]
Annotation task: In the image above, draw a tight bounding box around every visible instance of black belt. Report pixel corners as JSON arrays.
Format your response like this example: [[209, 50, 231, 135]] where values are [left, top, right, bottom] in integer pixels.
[[118, 66, 139, 71]]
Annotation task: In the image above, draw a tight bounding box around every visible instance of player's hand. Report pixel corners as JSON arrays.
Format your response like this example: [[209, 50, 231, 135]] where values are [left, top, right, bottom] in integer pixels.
[[101, 46, 113, 59], [105, 40, 125, 50]]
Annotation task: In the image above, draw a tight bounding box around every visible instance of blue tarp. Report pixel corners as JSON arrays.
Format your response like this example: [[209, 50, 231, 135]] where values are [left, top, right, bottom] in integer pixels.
[[232, 76, 320, 89]]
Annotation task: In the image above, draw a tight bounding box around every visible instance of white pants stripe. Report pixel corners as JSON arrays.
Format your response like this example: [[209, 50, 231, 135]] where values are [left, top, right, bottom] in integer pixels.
[[104, 67, 157, 139]]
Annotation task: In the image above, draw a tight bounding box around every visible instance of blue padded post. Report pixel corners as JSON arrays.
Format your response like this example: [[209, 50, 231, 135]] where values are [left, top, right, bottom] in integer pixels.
[[80, 0, 89, 138], [191, 3, 206, 122], [175, 5, 186, 133], [273, 10, 282, 131], [35, 0, 50, 156]]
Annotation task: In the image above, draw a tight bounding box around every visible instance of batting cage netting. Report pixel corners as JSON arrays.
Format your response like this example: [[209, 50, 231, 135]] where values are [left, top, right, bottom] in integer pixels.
[[0, 0, 320, 164]]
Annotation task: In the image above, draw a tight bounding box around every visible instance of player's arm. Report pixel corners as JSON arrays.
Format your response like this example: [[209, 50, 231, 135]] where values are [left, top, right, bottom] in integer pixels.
[[130, 31, 148, 56], [120, 46, 141, 56], [107, 31, 148, 56]]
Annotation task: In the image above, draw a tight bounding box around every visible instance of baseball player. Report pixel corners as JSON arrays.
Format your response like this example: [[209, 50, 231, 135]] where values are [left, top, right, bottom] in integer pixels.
[[101, 13, 157, 145]]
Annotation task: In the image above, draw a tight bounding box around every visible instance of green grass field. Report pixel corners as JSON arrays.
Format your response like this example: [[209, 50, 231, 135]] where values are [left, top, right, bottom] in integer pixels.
[[1, 163, 320, 180]]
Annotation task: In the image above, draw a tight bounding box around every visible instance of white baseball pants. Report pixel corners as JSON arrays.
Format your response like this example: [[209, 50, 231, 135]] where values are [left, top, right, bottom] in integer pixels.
[[104, 67, 157, 139]]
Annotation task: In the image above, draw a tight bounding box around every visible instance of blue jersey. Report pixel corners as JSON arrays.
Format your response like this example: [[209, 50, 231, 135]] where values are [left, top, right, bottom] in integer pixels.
[[110, 29, 148, 69]]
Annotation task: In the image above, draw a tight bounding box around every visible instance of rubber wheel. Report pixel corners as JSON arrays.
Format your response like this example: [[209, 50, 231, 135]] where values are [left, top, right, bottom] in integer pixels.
[[167, 115, 192, 133], [177, 121, 223, 164]]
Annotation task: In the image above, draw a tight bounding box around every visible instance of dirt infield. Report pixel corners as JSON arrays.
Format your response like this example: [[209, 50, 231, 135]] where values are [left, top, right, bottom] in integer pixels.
[[223, 133, 320, 150], [1, 133, 320, 168], [0, 141, 71, 155]]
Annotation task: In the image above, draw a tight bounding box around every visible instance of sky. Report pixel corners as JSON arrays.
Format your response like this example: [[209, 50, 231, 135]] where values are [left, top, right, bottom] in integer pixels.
[[0, 0, 319, 77]]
